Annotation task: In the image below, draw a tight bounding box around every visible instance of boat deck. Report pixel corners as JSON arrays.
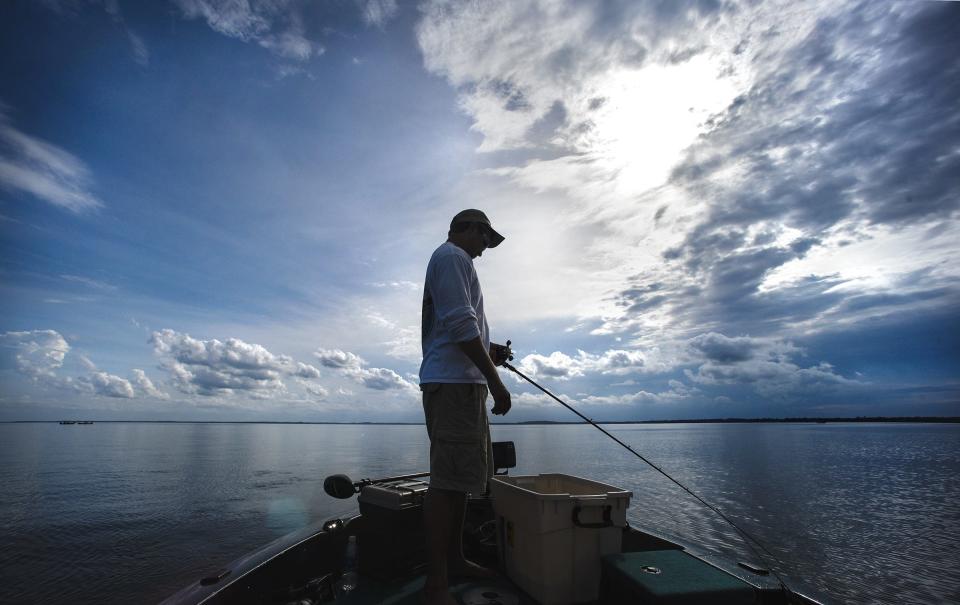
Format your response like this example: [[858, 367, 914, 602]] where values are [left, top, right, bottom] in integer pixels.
[[161, 473, 828, 605], [337, 573, 532, 605]]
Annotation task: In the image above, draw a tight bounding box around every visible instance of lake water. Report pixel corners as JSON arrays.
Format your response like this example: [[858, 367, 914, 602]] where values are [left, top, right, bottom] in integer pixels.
[[0, 422, 957, 604]]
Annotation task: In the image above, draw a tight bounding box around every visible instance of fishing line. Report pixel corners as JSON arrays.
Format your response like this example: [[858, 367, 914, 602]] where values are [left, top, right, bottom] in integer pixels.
[[502, 360, 794, 596]]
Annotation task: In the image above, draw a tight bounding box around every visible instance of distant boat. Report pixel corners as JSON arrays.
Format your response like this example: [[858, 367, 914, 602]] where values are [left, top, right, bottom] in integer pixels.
[[162, 441, 827, 605], [78, 421, 94, 425], [59, 420, 76, 425]]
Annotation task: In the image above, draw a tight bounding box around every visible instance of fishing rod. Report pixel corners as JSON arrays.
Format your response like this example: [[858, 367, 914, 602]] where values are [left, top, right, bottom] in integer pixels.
[[499, 348, 795, 598]]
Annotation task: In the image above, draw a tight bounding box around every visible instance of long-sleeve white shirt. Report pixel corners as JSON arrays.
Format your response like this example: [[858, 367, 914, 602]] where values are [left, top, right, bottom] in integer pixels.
[[419, 242, 490, 384]]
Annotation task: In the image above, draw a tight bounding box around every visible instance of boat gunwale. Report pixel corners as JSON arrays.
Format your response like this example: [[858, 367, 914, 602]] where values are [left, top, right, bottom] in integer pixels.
[[159, 513, 360, 605]]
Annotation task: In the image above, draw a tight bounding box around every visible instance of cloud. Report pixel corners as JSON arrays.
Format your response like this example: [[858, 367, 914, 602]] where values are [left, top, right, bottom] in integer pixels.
[[0, 109, 103, 212], [292, 361, 321, 379], [371, 280, 420, 290], [258, 29, 316, 61], [71, 371, 135, 398], [60, 274, 118, 291], [517, 347, 664, 380], [688, 333, 761, 364], [39, 1, 150, 65], [681, 332, 860, 397], [686, 360, 858, 398], [642, 3, 959, 333], [518, 351, 584, 380], [354, 366, 413, 391], [313, 347, 418, 393], [151, 329, 323, 396], [299, 380, 329, 399], [511, 329, 861, 407], [663, 3, 959, 258], [0, 329, 173, 400], [314, 348, 364, 371], [100, 0, 150, 65], [419, 2, 959, 361], [0, 330, 70, 378], [417, 0, 740, 169], [125, 30, 150, 66], [131, 368, 168, 399], [361, 0, 398, 29], [580, 380, 698, 407], [172, 0, 322, 61], [363, 311, 421, 362], [510, 378, 697, 409], [77, 354, 98, 371]]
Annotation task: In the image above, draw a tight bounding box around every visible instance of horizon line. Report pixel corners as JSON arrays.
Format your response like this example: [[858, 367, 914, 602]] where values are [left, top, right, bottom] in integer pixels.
[[4, 415, 958, 425]]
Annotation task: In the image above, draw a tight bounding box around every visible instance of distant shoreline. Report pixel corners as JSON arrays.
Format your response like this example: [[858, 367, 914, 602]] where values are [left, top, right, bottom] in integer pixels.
[[4, 416, 958, 425]]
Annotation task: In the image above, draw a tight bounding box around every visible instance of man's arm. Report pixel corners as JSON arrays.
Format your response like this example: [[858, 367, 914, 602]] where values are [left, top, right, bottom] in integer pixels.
[[458, 337, 512, 416]]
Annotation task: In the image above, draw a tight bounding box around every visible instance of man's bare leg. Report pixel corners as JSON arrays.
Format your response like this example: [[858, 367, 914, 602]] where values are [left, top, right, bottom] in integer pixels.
[[447, 491, 496, 579], [423, 487, 459, 605]]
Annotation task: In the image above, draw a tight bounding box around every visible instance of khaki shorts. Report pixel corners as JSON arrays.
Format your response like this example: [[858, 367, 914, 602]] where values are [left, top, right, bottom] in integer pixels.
[[422, 383, 494, 495]]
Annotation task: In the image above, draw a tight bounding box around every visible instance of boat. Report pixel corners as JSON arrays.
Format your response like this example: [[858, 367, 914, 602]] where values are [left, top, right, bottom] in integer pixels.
[[161, 440, 828, 605], [59, 420, 76, 425]]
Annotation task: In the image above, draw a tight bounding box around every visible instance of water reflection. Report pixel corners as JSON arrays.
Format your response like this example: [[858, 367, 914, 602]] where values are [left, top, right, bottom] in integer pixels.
[[0, 422, 957, 604]]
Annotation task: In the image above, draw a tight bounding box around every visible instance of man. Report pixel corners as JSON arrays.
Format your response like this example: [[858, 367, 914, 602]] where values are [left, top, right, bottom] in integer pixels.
[[419, 209, 512, 605]]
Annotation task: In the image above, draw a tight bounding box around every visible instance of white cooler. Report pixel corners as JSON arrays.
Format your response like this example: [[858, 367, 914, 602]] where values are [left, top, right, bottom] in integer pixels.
[[489, 474, 632, 605]]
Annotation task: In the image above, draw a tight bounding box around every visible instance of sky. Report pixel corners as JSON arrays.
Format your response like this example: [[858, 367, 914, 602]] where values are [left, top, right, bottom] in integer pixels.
[[0, 0, 957, 422]]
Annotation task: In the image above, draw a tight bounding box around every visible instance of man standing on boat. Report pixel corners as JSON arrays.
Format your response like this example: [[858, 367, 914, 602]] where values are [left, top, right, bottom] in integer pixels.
[[419, 209, 512, 605]]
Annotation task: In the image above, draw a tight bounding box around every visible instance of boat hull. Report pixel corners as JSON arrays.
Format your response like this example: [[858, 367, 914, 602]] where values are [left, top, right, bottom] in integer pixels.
[[162, 496, 827, 605]]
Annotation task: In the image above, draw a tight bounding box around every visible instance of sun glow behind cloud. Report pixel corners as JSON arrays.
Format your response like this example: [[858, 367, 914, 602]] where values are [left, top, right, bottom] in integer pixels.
[[762, 221, 960, 294], [584, 56, 740, 197]]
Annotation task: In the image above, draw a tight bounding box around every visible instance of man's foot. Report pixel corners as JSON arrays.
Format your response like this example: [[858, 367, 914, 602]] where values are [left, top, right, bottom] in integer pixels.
[[422, 584, 459, 605], [449, 559, 497, 580]]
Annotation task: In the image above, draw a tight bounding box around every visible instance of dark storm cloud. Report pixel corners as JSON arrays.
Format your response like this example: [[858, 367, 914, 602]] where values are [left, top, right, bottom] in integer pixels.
[[835, 4, 960, 225], [688, 332, 758, 363], [670, 2, 959, 262], [609, 2, 960, 349], [608, 267, 847, 339], [705, 246, 797, 304], [835, 289, 953, 315], [613, 282, 669, 313]]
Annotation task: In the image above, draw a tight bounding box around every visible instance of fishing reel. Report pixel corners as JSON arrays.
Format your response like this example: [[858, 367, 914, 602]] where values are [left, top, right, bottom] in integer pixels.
[[493, 339, 515, 367]]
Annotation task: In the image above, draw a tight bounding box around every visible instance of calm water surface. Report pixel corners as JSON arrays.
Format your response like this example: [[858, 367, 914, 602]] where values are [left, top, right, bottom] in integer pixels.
[[1, 422, 957, 604]]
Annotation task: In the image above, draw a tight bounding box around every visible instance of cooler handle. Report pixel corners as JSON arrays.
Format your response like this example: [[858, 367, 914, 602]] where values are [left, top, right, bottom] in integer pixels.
[[571, 504, 613, 528]]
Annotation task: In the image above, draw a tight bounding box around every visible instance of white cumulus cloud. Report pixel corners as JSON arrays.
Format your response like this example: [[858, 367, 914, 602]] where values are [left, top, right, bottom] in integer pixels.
[[132, 368, 168, 399], [313, 347, 418, 393], [72, 371, 135, 399], [314, 348, 365, 371], [151, 329, 325, 397], [0, 329, 70, 378]]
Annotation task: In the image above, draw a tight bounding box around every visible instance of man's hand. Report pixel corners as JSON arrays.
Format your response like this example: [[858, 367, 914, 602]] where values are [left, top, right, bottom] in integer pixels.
[[489, 341, 513, 366], [489, 377, 512, 416], [457, 337, 512, 415]]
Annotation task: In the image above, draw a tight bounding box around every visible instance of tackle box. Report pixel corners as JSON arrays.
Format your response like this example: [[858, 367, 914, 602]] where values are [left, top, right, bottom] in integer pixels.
[[356, 479, 428, 580]]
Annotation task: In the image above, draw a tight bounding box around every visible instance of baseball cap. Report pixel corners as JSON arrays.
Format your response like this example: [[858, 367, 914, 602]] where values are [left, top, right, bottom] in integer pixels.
[[450, 209, 505, 248]]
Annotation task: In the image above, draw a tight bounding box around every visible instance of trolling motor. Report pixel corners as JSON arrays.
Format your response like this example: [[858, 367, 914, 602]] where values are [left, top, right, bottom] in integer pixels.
[[323, 442, 517, 500], [323, 471, 430, 499]]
